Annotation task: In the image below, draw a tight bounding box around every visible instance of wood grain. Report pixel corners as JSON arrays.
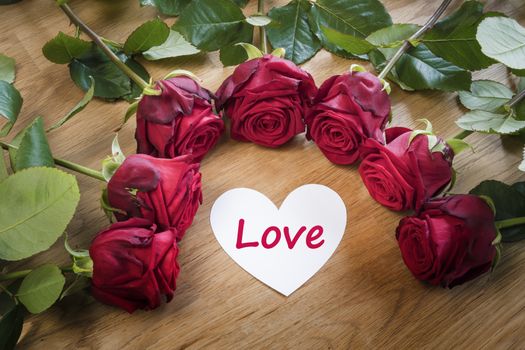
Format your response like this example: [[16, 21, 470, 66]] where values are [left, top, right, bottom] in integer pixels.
[[1, 0, 525, 349]]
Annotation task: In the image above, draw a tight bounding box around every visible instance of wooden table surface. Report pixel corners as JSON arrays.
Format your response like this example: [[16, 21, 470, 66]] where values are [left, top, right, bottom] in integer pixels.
[[1, 0, 525, 349]]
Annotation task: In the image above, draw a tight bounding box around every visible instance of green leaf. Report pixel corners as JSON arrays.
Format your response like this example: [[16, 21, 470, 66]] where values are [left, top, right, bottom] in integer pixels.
[[0, 54, 15, 83], [69, 45, 130, 99], [0, 151, 7, 181], [366, 23, 419, 59], [42, 32, 91, 65], [7, 120, 26, 169], [458, 80, 513, 112], [456, 110, 525, 134], [143, 30, 200, 60], [308, 0, 392, 58], [48, 76, 94, 131], [446, 138, 471, 155], [119, 53, 150, 102], [0, 80, 22, 137], [246, 15, 272, 27], [0, 304, 24, 350], [518, 148, 525, 172], [69, 45, 148, 100], [477, 16, 525, 70], [0, 0, 22, 4], [220, 45, 248, 66], [516, 80, 525, 121], [173, 0, 252, 51], [16, 264, 65, 314], [470, 180, 525, 242], [512, 182, 525, 197], [423, 1, 497, 71], [123, 100, 139, 126], [395, 44, 472, 91], [218, 24, 254, 66], [321, 26, 375, 55], [267, 0, 321, 64], [0, 167, 80, 261], [366, 24, 419, 90], [0, 286, 17, 315], [139, 0, 191, 16], [231, 0, 248, 7], [123, 18, 170, 55], [15, 117, 55, 171]]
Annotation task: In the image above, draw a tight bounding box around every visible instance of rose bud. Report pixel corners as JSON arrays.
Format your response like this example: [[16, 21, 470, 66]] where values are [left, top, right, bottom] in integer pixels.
[[90, 218, 180, 313], [215, 54, 317, 148], [305, 70, 391, 165], [396, 195, 498, 288], [107, 154, 202, 240], [359, 127, 454, 211], [136, 76, 224, 162]]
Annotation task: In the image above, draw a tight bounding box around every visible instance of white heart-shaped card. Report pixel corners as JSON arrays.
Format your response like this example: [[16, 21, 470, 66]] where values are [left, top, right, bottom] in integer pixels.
[[210, 184, 347, 296]]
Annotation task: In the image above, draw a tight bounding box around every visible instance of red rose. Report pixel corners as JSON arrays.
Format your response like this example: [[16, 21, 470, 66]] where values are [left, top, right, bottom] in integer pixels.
[[305, 71, 390, 165], [136, 76, 224, 162], [396, 195, 497, 287], [90, 218, 180, 313], [107, 154, 202, 240], [359, 127, 454, 211], [215, 54, 317, 147]]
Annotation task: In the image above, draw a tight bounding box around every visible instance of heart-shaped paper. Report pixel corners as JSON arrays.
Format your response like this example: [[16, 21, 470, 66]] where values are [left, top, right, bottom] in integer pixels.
[[210, 184, 347, 296]]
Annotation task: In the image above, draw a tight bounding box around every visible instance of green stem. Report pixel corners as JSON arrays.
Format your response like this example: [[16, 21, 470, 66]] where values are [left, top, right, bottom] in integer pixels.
[[507, 88, 525, 109], [0, 266, 74, 282], [101, 37, 124, 49], [54, 158, 106, 182], [58, 3, 149, 91], [0, 284, 16, 300], [0, 269, 31, 282], [0, 141, 106, 182], [377, 0, 454, 80], [258, 0, 268, 54], [452, 130, 473, 140], [496, 216, 525, 230]]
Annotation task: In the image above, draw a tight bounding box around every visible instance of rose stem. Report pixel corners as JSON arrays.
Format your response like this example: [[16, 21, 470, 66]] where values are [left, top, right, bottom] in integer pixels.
[[0, 266, 74, 282], [451, 130, 473, 140], [377, 0, 454, 80], [0, 141, 106, 182], [57, 3, 149, 91], [0, 284, 15, 299], [258, 0, 268, 54], [507, 88, 525, 109], [496, 216, 525, 230], [0, 269, 31, 282]]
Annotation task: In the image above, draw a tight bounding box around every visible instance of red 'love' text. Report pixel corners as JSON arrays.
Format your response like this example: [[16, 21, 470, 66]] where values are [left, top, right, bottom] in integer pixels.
[[235, 218, 325, 249]]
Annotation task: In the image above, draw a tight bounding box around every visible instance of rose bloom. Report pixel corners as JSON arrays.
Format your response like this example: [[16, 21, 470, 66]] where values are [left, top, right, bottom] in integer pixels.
[[107, 154, 202, 240], [136, 76, 224, 162], [396, 195, 497, 288], [359, 127, 454, 211], [215, 54, 317, 147], [90, 218, 180, 313], [305, 71, 391, 165]]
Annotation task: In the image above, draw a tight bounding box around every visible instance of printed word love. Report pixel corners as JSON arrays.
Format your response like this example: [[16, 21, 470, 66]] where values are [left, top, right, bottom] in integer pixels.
[[210, 185, 347, 296], [236, 219, 325, 249]]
